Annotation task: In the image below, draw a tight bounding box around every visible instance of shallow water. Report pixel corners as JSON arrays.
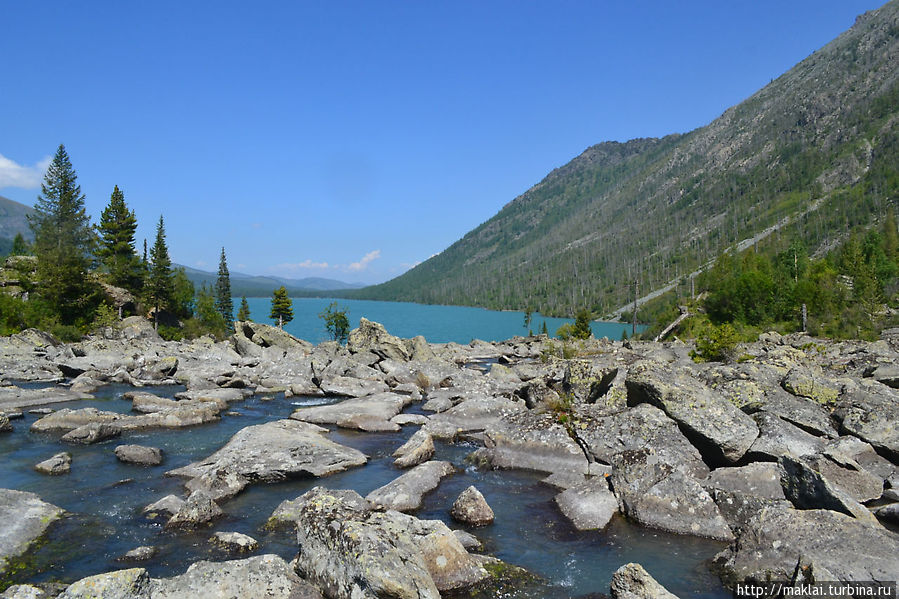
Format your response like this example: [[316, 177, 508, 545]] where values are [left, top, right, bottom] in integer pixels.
[[0, 387, 728, 598]]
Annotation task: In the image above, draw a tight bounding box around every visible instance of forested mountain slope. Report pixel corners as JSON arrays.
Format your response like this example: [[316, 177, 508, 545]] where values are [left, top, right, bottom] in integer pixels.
[[352, 1, 899, 317], [0, 196, 33, 254]]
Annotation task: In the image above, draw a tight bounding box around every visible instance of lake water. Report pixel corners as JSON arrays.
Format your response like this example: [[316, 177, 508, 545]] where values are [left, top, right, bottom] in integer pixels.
[[0, 385, 728, 598], [236, 297, 641, 345]]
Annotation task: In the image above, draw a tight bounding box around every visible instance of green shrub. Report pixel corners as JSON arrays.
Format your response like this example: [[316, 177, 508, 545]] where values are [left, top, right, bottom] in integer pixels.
[[693, 322, 740, 362]]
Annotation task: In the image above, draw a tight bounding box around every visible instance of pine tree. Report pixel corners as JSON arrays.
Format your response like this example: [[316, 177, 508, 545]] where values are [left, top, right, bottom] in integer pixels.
[[146, 215, 174, 330], [215, 247, 234, 332], [98, 185, 143, 293], [28, 144, 99, 325], [9, 233, 30, 256], [270, 286, 293, 329], [237, 296, 251, 321]]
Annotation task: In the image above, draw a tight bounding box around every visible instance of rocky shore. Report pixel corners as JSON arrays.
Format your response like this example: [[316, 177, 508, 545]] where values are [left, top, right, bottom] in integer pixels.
[[1, 316, 898, 597]]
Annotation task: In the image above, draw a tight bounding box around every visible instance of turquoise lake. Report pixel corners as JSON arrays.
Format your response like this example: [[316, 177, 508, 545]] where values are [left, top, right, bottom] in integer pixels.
[[237, 297, 642, 345]]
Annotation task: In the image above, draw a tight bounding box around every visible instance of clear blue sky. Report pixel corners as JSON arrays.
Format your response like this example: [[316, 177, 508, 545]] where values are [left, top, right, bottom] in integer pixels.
[[0, 1, 885, 284]]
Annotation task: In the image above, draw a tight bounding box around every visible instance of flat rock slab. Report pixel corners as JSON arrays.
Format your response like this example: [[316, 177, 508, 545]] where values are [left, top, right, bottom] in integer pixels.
[[626, 362, 758, 465], [0, 386, 92, 411], [482, 411, 589, 475], [554, 477, 619, 531], [715, 506, 899, 582], [0, 488, 65, 574], [747, 411, 825, 461], [702, 463, 785, 500], [778, 455, 878, 523], [366, 460, 455, 512], [290, 392, 410, 432], [423, 396, 527, 440], [167, 419, 367, 501], [836, 382, 899, 462]]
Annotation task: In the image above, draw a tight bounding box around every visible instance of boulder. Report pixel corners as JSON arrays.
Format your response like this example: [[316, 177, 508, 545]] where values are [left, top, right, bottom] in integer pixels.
[[34, 452, 72, 475], [118, 546, 157, 563], [625, 362, 758, 464], [702, 463, 785, 501], [347, 318, 411, 361], [482, 411, 589, 476], [393, 429, 436, 468], [61, 421, 122, 444], [292, 487, 489, 597], [579, 404, 710, 480], [0, 489, 65, 575], [450, 486, 495, 526], [142, 495, 185, 520], [115, 445, 163, 466], [610, 563, 680, 599], [835, 381, 899, 461], [167, 419, 367, 501], [290, 392, 409, 432], [0, 412, 11, 433], [366, 460, 455, 512], [875, 502, 899, 523], [868, 364, 899, 388], [232, 321, 313, 354], [165, 491, 224, 529], [424, 396, 526, 440], [318, 376, 390, 398], [1, 584, 49, 598], [781, 367, 842, 404], [741, 387, 838, 438], [56, 567, 150, 599], [554, 477, 619, 531], [778, 456, 878, 523], [746, 411, 825, 461], [609, 449, 733, 541], [210, 531, 258, 553], [715, 506, 899, 584]]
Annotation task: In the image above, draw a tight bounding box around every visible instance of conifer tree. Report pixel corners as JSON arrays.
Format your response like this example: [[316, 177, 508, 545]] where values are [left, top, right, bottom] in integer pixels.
[[146, 216, 174, 330], [270, 286, 293, 329], [237, 296, 251, 321], [215, 247, 234, 331], [28, 144, 99, 325], [98, 185, 143, 293], [9, 233, 30, 256]]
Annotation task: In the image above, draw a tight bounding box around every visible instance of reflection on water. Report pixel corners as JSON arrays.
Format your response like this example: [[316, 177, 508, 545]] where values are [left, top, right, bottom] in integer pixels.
[[0, 386, 727, 598]]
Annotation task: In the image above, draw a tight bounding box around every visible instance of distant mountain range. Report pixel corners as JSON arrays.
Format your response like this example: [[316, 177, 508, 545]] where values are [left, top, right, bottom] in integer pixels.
[[0, 196, 34, 255], [347, 1, 899, 317], [177, 264, 365, 297]]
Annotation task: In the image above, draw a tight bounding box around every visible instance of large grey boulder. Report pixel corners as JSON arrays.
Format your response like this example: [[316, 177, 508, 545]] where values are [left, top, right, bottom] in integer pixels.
[[835, 381, 899, 461], [778, 456, 878, 523], [318, 376, 390, 398], [347, 318, 411, 361], [423, 396, 526, 440], [702, 463, 785, 501], [153, 554, 321, 598], [209, 531, 258, 554], [579, 404, 710, 480], [393, 429, 436, 468], [481, 411, 589, 475], [292, 487, 489, 597], [34, 452, 72, 475], [625, 362, 758, 464], [167, 420, 367, 501], [165, 490, 224, 529], [0, 489, 65, 575], [610, 563, 680, 599], [741, 386, 838, 438], [366, 460, 455, 512], [56, 567, 151, 599], [0, 412, 11, 433], [746, 411, 825, 461], [715, 506, 899, 583], [290, 392, 410, 432], [450, 486, 494, 526], [609, 449, 733, 541], [60, 421, 122, 444], [231, 321, 313, 356], [115, 445, 163, 466], [554, 477, 619, 531], [142, 495, 185, 520]]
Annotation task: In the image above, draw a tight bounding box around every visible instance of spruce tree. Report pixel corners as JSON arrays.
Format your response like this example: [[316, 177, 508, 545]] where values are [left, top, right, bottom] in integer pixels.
[[270, 286, 293, 329], [237, 296, 251, 321], [215, 247, 234, 331], [98, 185, 143, 293], [147, 215, 174, 330], [9, 233, 30, 256], [28, 144, 99, 325]]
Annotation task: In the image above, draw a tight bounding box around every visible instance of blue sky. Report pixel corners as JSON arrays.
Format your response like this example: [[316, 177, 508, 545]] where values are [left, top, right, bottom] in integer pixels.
[[0, 1, 885, 284]]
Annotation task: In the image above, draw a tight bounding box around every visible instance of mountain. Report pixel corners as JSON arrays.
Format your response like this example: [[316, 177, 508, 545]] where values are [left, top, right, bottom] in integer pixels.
[[0, 196, 34, 254], [350, 2, 899, 318], [177, 264, 364, 297]]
